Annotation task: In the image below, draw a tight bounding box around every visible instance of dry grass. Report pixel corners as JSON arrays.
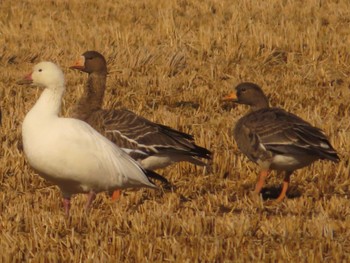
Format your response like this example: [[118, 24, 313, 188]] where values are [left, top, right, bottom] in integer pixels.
[[1, 0, 350, 261]]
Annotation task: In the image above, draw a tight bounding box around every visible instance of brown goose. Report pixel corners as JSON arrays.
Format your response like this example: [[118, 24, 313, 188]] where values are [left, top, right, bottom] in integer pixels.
[[70, 51, 211, 198], [223, 82, 339, 201]]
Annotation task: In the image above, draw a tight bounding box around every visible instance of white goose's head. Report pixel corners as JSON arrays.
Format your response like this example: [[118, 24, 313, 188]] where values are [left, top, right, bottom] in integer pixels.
[[18, 61, 65, 89]]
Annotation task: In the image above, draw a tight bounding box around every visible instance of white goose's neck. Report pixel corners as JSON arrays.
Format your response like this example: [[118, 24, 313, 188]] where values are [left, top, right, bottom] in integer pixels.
[[30, 84, 65, 118]]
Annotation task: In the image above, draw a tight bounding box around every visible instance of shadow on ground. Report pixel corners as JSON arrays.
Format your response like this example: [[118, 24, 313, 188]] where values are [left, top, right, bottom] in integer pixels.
[[261, 186, 302, 200]]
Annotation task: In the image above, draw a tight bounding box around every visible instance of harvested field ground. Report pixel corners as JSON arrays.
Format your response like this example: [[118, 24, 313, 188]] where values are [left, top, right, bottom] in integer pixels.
[[1, 0, 350, 261]]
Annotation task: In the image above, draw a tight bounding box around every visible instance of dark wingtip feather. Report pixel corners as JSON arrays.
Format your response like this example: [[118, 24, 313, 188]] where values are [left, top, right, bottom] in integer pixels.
[[157, 122, 212, 159], [319, 150, 340, 163], [191, 144, 212, 159], [157, 123, 195, 141], [145, 169, 170, 186]]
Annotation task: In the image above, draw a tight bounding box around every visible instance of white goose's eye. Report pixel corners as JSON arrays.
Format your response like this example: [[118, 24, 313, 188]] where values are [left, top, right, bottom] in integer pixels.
[[38, 69, 42, 72]]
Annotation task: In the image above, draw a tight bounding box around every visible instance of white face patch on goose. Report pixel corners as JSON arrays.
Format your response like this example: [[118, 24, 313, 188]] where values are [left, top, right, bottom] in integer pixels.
[[80, 56, 85, 65]]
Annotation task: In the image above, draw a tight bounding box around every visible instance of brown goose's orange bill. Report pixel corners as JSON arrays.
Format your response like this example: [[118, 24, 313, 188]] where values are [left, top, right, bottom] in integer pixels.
[[222, 92, 238, 101], [69, 56, 85, 70]]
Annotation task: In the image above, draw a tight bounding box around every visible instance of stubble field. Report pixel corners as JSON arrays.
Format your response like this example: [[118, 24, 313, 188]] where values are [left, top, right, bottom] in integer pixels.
[[1, 0, 350, 261]]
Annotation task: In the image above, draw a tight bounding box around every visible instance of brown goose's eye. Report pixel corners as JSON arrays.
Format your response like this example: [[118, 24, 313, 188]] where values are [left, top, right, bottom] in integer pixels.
[[38, 69, 42, 72]]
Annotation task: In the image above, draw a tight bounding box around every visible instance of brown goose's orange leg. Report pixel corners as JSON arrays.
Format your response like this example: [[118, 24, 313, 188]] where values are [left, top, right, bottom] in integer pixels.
[[276, 171, 292, 202], [111, 190, 122, 201], [254, 170, 269, 194]]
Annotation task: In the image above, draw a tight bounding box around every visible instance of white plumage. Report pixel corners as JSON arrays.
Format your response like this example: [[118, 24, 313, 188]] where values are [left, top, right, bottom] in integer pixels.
[[20, 62, 156, 215]]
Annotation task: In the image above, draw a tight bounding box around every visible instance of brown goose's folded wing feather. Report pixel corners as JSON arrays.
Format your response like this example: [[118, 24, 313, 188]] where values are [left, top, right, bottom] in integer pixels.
[[89, 109, 211, 160], [234, 108, 339, 162]]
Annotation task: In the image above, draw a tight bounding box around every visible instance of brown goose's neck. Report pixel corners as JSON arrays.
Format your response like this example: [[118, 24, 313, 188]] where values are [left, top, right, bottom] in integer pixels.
[[251, 102, 269, 111], [72, 72, 107, 121], [250, 96, 270, 112]]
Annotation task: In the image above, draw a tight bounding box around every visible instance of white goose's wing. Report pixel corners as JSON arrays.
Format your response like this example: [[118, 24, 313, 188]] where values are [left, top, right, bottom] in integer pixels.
[[47, 118, 157, 191]]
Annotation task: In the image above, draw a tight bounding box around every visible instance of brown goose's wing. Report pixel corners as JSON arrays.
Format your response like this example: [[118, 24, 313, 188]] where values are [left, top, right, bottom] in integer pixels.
[[89, 109, 211, 161], [234, 108, 339, 163]]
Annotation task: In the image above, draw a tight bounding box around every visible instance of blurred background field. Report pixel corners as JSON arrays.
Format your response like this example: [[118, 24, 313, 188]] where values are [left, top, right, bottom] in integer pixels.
[[0, 0, 350, 261]]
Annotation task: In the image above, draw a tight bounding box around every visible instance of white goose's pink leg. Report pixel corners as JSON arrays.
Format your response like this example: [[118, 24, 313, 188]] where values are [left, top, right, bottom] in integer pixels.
[[63, 198, 71, 217], [85, 191, 97, 211]]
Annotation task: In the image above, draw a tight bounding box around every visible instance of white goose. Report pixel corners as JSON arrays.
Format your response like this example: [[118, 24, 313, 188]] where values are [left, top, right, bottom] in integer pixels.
[[18, 62, 158, 216]]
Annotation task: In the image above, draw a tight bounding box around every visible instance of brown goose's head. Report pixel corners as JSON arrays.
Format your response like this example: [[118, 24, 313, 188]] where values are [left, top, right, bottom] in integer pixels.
[[223, 82, 269, 111], [70, 51, 107, 74]]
